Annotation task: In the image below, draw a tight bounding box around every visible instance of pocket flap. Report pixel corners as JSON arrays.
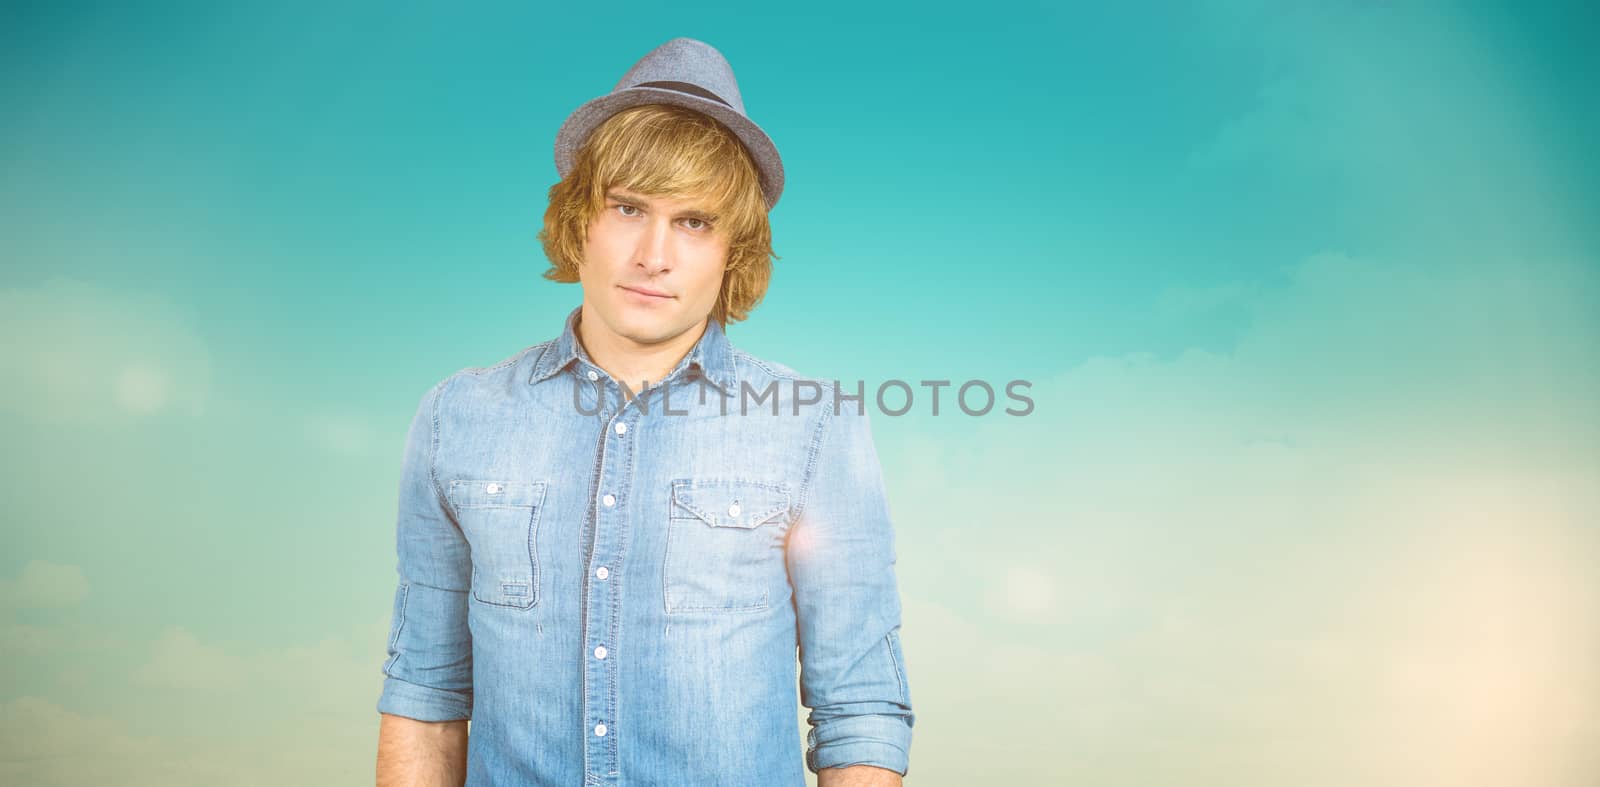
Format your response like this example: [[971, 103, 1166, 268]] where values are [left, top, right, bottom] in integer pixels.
[[449, 479, 546, 509], [671, 480, 791, 528]]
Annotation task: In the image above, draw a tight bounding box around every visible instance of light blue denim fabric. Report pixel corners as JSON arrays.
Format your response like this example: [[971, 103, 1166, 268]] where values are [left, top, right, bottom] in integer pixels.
[[377, 305, 914, 786]]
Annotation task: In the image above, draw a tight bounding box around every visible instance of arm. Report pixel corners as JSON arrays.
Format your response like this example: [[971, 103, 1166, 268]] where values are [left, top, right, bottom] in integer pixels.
[[787, 399, 916, 779], [818, 764, 904, 786], [377, 714, 467, 787], [375, 376, 475, 785]]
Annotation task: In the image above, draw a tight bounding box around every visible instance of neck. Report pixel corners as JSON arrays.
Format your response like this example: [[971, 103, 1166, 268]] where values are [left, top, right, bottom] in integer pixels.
[[576, 305, 709, 397]]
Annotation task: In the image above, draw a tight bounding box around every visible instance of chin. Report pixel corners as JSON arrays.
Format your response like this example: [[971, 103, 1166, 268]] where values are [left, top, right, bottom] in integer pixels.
[[610, 308, 677, 341]]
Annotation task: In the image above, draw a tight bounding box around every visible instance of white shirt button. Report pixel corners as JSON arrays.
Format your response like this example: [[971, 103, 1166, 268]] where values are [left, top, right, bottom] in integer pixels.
[[595, 566, 609, 580], [586, 369, 599, 381], [728, 503, 741, 517], [614, 422, 627, 435], [602, 494, 616, 507], [485, 483, 502, 494], [594, 723, 607, 737], [594, 645, 607, 659]]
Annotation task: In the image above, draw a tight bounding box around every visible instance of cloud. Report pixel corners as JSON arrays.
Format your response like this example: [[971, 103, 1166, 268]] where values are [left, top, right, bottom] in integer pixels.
[[133, 627, 246, 691], [1, 614, 396, 785], [302, 411, 379, 456], [0, 277, 212, 423], [126, 617, 394, 715], [883, 249, 1599, 785], [1181, 2, 1586, 255], [0, 697, 180, 787], [0, 560, 89, 610], [0, 695, 353, 787]]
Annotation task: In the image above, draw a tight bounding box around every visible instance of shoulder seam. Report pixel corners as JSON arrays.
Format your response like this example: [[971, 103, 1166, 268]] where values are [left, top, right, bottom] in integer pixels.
[[731, 347, 824, 385], [460, 342, 547, 376], [428, 372, 462, 524], [791, 391, 837, 524]]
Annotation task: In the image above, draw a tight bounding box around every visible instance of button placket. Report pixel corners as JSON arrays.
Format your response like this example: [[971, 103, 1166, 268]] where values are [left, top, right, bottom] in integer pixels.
[[584, 406, 637, 778]]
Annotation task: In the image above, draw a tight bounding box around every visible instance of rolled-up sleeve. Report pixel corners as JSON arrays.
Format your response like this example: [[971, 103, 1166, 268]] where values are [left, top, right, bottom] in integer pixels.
[[376, 375, 474, 722], [788, 398, 915, 776]]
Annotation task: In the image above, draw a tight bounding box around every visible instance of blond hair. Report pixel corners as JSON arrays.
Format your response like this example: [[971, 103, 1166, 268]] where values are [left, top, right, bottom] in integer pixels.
[[537, 103, 779, 325]]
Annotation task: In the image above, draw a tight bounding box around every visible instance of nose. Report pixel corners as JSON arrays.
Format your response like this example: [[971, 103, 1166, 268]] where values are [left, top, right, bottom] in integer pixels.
[[634, 215, 672, 274]]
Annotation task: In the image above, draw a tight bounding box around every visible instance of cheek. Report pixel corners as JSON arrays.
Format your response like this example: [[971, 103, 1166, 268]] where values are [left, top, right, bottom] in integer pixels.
[[701, 242, 731, 287], [697, 258, 729, 300], [579, 238, 623, 281], [583, 221, 625, 263]]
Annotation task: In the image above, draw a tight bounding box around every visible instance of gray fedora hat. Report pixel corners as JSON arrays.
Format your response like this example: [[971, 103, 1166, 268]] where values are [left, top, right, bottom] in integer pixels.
[[553, 37, 785, 211]]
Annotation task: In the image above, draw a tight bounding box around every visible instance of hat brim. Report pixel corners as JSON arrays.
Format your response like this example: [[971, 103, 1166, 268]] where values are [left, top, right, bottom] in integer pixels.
[[554, 86, 785, 211]]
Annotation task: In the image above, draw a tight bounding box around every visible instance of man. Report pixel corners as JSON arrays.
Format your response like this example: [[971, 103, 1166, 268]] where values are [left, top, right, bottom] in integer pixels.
[[375, 37, 913, 786]]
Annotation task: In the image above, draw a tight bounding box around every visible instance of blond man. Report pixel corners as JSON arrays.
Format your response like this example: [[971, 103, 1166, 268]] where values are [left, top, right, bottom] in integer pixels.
[[377, 38, 913, 786]]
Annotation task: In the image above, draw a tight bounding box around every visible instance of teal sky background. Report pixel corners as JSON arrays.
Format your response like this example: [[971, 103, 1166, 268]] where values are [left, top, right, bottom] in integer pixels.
[[3, 1, 1597, 784]]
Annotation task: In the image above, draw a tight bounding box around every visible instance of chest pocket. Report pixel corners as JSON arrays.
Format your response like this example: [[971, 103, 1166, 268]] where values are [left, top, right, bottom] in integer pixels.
[[664, 479, 793, 614], [448, 479, 547, 609]]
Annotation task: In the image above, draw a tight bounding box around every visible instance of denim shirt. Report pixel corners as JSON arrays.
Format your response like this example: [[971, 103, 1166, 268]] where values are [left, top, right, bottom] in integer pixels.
[[377, 305, 914, 786]]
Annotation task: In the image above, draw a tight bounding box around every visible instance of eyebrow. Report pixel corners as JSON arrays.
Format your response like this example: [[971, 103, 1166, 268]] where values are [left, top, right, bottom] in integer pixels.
[[605, 190, 718, 222]]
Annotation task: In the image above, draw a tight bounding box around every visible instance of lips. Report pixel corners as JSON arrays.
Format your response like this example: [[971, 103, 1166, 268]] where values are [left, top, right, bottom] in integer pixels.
[[621, 285, 673, 299]]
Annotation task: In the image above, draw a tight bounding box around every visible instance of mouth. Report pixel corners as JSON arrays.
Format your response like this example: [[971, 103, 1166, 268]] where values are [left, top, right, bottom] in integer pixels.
[[620, 285, 674, 301]]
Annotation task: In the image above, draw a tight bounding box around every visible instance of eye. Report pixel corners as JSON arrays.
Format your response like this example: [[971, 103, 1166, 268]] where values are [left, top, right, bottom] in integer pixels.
[[615, 204, 641, 218], [683, 217, 712, 232]]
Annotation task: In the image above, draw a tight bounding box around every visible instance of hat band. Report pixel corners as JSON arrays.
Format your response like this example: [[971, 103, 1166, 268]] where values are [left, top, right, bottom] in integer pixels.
[[633, 80, 733, 109]]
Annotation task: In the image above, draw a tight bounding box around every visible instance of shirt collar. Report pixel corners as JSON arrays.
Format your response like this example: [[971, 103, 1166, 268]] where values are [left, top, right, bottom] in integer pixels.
[[528, 304, 738, 393]]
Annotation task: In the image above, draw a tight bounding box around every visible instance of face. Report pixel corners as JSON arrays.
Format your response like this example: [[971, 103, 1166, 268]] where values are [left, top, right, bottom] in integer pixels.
[[577, 186, 730, 349]]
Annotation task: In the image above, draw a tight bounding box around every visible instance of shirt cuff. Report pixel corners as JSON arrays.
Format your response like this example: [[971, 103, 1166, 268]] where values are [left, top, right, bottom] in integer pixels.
[[377, 675, 473, 722], [806, 714, 912, 776]]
